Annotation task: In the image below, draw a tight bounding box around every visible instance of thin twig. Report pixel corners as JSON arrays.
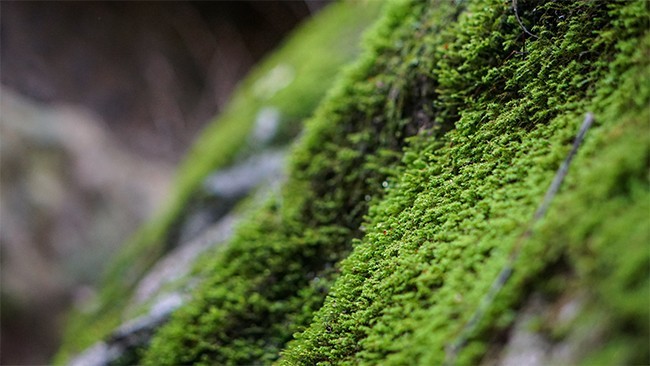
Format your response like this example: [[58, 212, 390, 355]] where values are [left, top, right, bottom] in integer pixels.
[[443, 112, 595, 365], [513, 0, 539, 39], [533, 112, 594, 221]]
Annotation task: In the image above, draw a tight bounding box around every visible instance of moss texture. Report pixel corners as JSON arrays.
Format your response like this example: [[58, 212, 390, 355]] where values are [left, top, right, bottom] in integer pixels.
[[280, 0, 649, 363], [60, 0, 649, 364]]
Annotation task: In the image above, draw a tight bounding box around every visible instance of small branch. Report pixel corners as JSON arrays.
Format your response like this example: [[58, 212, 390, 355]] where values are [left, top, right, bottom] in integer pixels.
[[533, 112, 594, 221], [443, 112, 595, 365], [513, 0, 539, 39]]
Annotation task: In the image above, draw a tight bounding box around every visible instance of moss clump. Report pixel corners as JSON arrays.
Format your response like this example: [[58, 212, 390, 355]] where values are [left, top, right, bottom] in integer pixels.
[[53, 2, 381, 363]]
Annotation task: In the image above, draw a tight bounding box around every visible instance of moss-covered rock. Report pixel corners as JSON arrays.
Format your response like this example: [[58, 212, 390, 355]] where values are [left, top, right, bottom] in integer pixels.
[[59, 0, 649, 364]]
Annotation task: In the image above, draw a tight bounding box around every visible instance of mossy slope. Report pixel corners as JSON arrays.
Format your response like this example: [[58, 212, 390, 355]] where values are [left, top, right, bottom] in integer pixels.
[[63, 0, 649, 364], [279, 0, 649, 364], [141, 1, 451, 363]]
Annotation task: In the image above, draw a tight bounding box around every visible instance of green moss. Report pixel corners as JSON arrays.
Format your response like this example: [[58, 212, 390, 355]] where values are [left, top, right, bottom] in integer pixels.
[[141, 1, 463, 364], [53, 2, 381, 363], [59, 0, 649, 364], [279, 0, 649, 364]]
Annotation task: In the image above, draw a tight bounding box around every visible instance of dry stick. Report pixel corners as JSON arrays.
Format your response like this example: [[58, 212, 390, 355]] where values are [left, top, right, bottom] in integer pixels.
[[443, 112, 595, 365], [513, 0, 539, 39]]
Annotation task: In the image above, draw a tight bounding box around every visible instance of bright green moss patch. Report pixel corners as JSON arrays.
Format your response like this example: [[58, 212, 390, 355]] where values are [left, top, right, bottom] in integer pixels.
[[280, 0, 648, 364]]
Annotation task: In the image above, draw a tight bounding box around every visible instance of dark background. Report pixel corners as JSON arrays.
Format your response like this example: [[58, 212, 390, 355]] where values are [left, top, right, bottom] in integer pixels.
[[2, 1, 327, 161]]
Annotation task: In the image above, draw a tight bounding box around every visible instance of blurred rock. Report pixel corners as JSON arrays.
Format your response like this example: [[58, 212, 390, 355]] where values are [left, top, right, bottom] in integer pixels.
[[68, 294, 184, 366], [0, 88, 173, 364], [65, 151, 289, 365], [131, 214, 240, 309]]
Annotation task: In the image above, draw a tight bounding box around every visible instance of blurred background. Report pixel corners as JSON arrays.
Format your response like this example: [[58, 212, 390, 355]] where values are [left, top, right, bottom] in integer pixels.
[[0, 1, 328, 364]]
